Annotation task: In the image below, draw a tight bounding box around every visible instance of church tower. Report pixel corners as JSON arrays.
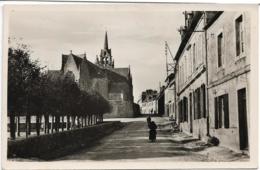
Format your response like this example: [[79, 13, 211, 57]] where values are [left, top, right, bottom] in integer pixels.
[[96, 31, 114, 68]]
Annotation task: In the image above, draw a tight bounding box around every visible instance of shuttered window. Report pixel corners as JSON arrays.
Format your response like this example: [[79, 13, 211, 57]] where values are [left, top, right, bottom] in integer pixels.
[[201, 84, 206, 118], [193, 91, 196, 120], [178, 101, 183, 123], [214, 94, 230, 129], [197, 88, 201, 119], [223, 94, 230, 128], [214, 97, 218, 129], [183, 97, 188, 122]]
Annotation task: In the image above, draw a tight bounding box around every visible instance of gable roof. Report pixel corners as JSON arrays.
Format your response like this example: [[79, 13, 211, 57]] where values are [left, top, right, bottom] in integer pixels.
[[82, 60, 130, 83], [61, 53, 85, 71], [61, 52, 131, 84]]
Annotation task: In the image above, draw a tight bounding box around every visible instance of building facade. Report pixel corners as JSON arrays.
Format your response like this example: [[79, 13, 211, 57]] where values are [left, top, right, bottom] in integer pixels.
[[175, 12, 208, 139], [139, 89, 158, 114], [157, 86, 165, 116], [173, 11, 250, 152], [164, 73, 176, 120], [60, 32, 134, 118], [206, 12, 250, 151]]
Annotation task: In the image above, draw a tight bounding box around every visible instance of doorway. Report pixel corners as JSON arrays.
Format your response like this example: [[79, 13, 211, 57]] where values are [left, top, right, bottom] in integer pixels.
[[237, 88, 248, 150]]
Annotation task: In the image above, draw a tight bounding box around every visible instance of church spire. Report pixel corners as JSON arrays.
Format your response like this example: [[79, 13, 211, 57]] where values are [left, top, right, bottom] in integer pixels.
[[104, 31, 108, 50], [98, 31, 113, 68]]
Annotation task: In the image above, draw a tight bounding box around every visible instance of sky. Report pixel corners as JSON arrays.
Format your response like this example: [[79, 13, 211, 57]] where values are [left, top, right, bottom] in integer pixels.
[[8, 4, 184, 102]]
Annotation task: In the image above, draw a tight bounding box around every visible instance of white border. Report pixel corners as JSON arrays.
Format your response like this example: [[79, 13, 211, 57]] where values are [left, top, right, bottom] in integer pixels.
[[1, 1, 259, 170]]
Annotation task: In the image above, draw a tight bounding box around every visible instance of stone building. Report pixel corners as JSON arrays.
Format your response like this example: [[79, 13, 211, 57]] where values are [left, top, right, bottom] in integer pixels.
[[157, 86, 165, 116], [175, 11, 208, 139], [60, 32, 134, 118], [139, 89, 158, 114], [206, 12, 250, 152], [164, 73, 176, 119], [173, 11, 250, 152]]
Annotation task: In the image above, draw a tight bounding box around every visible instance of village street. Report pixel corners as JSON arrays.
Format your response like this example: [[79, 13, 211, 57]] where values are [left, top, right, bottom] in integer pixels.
[[57, 117, 248, 162]]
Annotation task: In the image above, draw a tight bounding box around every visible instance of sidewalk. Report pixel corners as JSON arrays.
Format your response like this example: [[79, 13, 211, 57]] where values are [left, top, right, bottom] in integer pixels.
[[168, 131, 249, 162]]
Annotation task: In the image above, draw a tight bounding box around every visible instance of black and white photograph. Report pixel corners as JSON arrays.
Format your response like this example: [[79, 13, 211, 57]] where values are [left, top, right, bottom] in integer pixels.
[[1, 2, 258, 169]]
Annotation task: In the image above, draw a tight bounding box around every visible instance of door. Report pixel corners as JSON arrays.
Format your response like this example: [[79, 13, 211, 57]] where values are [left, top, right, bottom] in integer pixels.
[[237, 88, 248, 150], [189, 93, 193, 133]]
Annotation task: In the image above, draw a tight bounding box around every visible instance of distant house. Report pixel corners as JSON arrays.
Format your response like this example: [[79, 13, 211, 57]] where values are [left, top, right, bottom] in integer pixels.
[[164, 72, 176, 120], [139, 89, 158, 115], [156, 86, 165, 116]]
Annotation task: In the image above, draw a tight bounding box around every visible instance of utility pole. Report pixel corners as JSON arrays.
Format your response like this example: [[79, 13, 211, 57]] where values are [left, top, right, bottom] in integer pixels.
[[165, 41, 176, 77], [165, 41, 168, 77]]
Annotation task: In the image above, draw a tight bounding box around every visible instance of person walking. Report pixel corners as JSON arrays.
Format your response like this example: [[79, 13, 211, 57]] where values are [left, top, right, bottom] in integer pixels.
[[147, 116, 157, 142]]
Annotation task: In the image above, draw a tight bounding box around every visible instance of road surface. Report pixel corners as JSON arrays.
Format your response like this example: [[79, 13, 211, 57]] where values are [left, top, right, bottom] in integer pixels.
[[57, 117, 248, 162]]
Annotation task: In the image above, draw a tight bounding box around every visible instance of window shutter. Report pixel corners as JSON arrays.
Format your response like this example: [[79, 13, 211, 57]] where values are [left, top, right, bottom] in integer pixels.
[[186, 97, 188, 121], [197, 89, 201, 119], [200, 86, 204, 118], [193, 90, 198, 119], [214, 97, 218, 129], [179, 101, 183, 123], [202, 85, 206, 118], [218, 97, 223, 128], [224, 94, 230, 128]]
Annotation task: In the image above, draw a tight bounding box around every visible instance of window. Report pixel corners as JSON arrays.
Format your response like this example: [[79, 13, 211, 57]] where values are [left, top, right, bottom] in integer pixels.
[[183, 97, 188, 122], [197, 88, 201, 119], [172, 103, 175, 116], [193, 91, 196, 119], [194, 88, 201, 120], [235, 15, 244, 56], [217, 33, 223, 67], [201, 84, 206, 118], [193, 43, 196, 71], [190, 46, 193, 74], [178, 100, 183, 123], [214, 94, 229, 129], [179, 98, 188, 123]]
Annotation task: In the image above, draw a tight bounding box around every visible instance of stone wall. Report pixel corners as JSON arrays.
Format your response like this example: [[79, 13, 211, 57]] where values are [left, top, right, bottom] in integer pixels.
[[8, 121, 124, 160], [104, 101, 134, 118]]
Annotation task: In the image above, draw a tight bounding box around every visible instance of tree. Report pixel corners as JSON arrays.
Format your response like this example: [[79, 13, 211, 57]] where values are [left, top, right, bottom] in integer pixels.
[[8, 43, 42, 139], [8, 41, 112, 139]]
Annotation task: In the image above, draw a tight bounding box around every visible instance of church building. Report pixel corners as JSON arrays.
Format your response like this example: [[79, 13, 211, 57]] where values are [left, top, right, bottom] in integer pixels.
[[59, 32, 134, 118]]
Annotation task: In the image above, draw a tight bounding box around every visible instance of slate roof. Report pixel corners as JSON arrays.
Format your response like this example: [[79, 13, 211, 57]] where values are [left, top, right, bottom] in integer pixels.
[[61, 52, 131, 83], [85, 61, 130, 83], [113, 68, 130, 78]]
